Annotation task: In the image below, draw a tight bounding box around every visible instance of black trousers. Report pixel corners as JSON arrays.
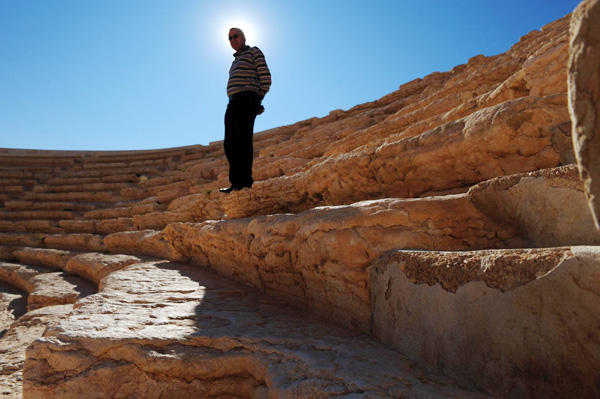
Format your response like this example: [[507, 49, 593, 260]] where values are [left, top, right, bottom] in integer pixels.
[[224, 91, 260, 188]]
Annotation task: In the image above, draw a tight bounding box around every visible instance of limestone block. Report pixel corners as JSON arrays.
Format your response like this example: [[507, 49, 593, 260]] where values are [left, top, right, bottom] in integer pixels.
[[58, 220, 97, 234], [569, 0, 600, 229], [95, 218, 135, 235], [468, 165, 600, 247], [133, 192, 225, 230], [65, 253, 142, 286], [0, 220, 60, 234], [13, 248, 74, 270], [28, 272, 95, 311], [23, 261, 492, 399], [210, 94, 570, 221], [84, 207, 132, 220], [165, 194, 525, 331], [0, 262, 95, 311], [523, 34, 569, 97], [371, 246, 600, 399], [44, 234, 106, 252], [0, 305, 72, 399], [104, 230, 188, 262], [0, 233, 44, 248]]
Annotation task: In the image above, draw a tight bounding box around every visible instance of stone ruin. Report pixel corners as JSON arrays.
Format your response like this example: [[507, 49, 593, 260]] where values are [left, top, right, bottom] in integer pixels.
[[1, 2, 599, 398]]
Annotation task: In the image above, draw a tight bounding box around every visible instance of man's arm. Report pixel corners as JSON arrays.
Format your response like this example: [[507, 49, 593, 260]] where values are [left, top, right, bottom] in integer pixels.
[[252, 47, 271, 99]]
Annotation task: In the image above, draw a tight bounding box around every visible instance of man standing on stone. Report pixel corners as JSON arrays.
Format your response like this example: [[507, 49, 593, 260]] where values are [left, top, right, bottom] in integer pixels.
[[220, 27, 271, 193]]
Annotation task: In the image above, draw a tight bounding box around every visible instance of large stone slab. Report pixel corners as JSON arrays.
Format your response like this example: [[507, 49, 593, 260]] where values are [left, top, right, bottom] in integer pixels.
[[468, 164, 600, 246], [569, 0, 600, 229], [1, 305, 73, 399], [24, 260, 492, 399], [159, 194, 524, 331], [0, 262, 95, 311], [371, 246, 600, 399]]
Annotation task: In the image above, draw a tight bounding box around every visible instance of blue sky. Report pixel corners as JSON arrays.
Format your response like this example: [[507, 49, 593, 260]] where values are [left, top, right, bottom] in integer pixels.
[[1, 0, 581, 151]]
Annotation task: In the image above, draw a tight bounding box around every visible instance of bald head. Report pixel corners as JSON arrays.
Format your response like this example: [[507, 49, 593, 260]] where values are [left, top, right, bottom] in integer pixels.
[[229, 28, 246, 53]]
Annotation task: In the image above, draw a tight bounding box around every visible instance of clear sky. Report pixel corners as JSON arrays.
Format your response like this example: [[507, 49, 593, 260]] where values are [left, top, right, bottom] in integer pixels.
[[1, 0, 581, 151]]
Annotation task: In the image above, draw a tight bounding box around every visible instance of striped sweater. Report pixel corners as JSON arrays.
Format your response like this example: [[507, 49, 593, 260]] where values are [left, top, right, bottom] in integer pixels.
[[227, 45, 271, 98]]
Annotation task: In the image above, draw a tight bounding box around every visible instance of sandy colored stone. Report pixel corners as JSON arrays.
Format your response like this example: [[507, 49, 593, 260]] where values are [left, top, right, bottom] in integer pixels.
[[65, 252, 143, 286], [468, 164, 600, 246], [104, 230, 188, 262], [24, 260, 492, 399], [569, 0, 600, 229], [57, 219, 98, 234], [0, 280, 26, 335], [0, 220, 61, 234], [0, 261, 95, 311], [0, 233, 45, 248], [371, 246, 600, 399], [13, 247, 75, 270], [95, 217, 136, 234], [162, 194, 524, 331], [43, 233, 106, 252], [1, 305, 73, 399]]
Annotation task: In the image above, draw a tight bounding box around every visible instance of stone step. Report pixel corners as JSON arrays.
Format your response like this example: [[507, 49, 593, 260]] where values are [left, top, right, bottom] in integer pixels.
[[23, 190, 124, 203], [137, 95, 573, 230], [47, 167, 164, 182], [84, 203, 159, 220], [125, 162, 600, 334], [32, 181, 134, 194], [370, 246, 600, 399], [0, 220, 62, 234], [3, 200, 99, 212], [0, 178, 41, 187], [0, 155, 71, 167], [9, 249, 139, 287], [12, 247, 77, 271], [23, 258, 492, 399], [47, 174, 140, 186], [0, 262, 95, 311], [0, 170, 51, 181], [0, 233, 106, 252], [0, 185, 23, 195], [0, 304, 72, 398], [137, 173, 194, 189], [113, 192, 530, 330], [0, 210, 78, 221], [0, 233, 45, 248]]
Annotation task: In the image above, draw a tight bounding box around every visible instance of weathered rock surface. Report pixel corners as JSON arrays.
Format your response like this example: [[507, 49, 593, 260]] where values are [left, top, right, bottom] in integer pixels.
[[1, 305, 73, 399], [0, 262, 95, 311], [569, 0, 600, 228], [159, 194, 525, 330], [468, 164, 600, 246], [24, 259, 491, 399], [371, 246, 600, 399]]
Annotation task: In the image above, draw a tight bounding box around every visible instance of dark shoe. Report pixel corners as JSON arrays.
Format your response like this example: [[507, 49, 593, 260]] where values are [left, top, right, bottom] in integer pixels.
[[219, 186, 238, 194], [219, 184, 252, 194]]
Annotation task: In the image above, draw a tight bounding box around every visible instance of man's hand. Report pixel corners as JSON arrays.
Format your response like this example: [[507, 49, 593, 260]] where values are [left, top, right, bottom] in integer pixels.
[[258, 105, 265, 115]]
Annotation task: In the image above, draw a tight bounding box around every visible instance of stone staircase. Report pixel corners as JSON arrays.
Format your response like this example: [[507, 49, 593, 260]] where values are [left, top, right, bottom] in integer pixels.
[[1, 11, 599, 399]]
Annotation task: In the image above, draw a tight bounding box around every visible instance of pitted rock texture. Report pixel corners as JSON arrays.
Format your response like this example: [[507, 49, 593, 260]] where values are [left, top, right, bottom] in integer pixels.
[[371, 246, 600, 399], [468, 164, 600, 246], [569, 0, 600, 228], [1, 305, 73, 399], [158, 194, 526, 330], [24, 259, 492, 399]]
